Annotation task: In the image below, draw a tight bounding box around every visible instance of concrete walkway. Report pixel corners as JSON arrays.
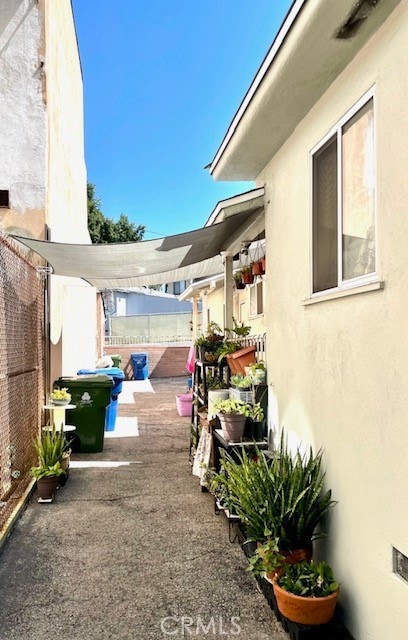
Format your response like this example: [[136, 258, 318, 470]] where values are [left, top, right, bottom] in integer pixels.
[[0, 378, 287, 640]]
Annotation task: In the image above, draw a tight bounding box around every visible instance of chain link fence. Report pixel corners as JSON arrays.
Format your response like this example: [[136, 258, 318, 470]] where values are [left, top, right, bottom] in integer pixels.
[[0, 233, 44, 533]]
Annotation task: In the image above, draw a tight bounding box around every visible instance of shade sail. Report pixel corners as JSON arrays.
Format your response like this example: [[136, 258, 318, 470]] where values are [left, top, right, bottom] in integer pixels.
[[12, 204, 263, 289]]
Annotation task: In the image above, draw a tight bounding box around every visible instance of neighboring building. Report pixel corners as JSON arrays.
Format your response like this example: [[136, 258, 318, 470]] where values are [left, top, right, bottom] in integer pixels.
[[104, 287, 194, 343], [109, 287, 193, 317], [207, 2, 408, 639], [180, 189, 266, 338], [0, 0, 98, 382], [0, 0, 98, 533]]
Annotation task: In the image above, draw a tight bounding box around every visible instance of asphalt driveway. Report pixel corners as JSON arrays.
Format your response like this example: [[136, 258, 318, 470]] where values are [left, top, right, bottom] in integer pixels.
[[0, 378, 286, 640]]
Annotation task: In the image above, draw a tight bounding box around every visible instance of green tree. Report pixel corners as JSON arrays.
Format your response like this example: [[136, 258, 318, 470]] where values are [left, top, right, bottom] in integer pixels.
[[87, 183, 146, 244]]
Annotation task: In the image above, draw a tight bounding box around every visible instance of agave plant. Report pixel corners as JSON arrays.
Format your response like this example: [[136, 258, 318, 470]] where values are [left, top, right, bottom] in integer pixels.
[[34, 428, 69, 468], [217, 431, 336, 548]]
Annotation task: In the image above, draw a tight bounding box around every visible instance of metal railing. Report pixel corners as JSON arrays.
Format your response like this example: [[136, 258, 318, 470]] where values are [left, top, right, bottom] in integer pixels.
[[105, 335, 192, 346], [233, 333, 266, 362]]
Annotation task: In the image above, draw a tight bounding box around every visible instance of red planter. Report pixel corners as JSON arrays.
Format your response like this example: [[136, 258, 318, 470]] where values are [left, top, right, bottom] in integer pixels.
[[242, 271, 254, 285], [251, 261, 264, 276], [261, 257, 266, 272], [226, 345, 256, 375]]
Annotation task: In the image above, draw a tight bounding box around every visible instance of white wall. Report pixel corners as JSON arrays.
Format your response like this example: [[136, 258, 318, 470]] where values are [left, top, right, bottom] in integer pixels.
[[0, 0, 46, 238], [45, 1, 97, 378], [257, 4, 408, 639]]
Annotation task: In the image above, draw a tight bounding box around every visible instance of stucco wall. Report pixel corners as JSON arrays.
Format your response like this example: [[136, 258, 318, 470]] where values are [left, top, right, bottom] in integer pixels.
[[257, 4, 408, 639], [206, 285, 266, 336], [0, 0, 47, 239], [45, 0, 97, 378]]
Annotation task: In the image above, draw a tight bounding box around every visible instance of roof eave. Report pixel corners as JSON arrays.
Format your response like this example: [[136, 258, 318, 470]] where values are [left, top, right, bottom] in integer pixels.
[[209, 0, 401, 181]]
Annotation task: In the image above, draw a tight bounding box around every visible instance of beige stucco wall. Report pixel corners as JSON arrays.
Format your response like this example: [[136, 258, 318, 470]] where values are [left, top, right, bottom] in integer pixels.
[[257, 3, 408, 639], [206, 284, 266, 336], [45, 1, 97, 378]]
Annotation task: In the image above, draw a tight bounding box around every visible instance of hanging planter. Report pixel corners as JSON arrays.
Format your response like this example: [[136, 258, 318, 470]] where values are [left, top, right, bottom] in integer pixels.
[[233, 271, 246, 289], [261, 256, 266, 272], [251, 260, 264, 276], [241, 268, 254, 285]]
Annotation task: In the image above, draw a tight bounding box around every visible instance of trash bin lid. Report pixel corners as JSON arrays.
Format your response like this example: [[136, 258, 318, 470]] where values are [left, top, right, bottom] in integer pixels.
[[77, 368, 125, 379], [57, 375, 113, 387]]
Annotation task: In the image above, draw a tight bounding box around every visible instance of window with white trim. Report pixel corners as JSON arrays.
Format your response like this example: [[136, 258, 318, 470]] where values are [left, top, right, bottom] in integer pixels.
[[249, 280, 263, 317], [312, 95, 375, 294]]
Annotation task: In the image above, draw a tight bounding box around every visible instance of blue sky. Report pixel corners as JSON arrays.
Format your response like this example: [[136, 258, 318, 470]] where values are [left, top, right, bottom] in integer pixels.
[[72, 1, 292, 238]]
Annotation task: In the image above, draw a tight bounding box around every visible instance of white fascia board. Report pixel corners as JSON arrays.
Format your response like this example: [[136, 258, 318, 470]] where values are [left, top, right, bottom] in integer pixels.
[[179, 273, 224, 301], [209, 0, 305, 176], [205, 187, 265, 227]]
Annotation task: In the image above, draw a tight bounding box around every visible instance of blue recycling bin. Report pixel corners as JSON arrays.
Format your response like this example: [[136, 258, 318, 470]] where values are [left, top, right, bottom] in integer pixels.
[[77, 367, 125, 431], [130, 353, 149, 380]]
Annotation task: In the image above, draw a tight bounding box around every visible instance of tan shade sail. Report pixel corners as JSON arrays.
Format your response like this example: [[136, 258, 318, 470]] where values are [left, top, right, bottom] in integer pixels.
[[12, 201, 264, 289]]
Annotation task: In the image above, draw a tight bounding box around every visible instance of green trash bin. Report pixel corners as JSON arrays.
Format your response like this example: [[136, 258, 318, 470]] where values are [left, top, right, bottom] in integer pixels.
[[55, 375, 113, 453], [110, 354, 122, 368]]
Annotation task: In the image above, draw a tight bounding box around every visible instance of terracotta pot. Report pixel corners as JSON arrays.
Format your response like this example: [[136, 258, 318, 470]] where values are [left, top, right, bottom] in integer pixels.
[[257, 543, 313, 580], [218, 414, 246, 442], [251, 261, 264, 276], [242, 271, 254, 285], [37, 476, 58, 501], [281, 546, 313, 565], [261, 257, 266, 272], [227, 346, 256, 376], [273, 581, 339, 626]]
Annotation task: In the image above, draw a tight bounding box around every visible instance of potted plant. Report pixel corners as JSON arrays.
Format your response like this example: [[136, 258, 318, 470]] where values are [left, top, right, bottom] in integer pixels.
[[244, 402, 265, 441], [49, 387, 71, 405], [247, 361, 267, 384], [207, 376, 229, 419], [217, 433, 335, 553], [31, 428, 69, 501], [251, 259, 264, 276], [227, 345, 256, 375], [272, 560, 340, 625], [194, 322, 224, 362], [241, 266, 254, 285], [233, 271, 245, 290], [31, 462, 64, 500], [213, 397, 251, 442], [230, 374, 252, 390]]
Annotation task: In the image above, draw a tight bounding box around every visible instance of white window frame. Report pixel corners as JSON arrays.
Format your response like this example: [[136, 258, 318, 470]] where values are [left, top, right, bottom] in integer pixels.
[[249, 279, 264, 318], [309, 87, 378, 298]]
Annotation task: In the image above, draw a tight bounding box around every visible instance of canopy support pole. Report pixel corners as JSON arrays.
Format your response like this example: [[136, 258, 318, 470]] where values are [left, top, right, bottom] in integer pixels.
[[223, 253, 234, 333]]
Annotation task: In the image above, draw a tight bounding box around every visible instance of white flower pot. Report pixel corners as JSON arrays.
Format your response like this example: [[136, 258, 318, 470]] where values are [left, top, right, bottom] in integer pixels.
[[208, 389, 229, 419]]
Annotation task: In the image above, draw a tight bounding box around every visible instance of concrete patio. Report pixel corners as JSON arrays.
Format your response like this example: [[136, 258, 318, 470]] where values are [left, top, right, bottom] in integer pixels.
[[0, 378, 286, 640]]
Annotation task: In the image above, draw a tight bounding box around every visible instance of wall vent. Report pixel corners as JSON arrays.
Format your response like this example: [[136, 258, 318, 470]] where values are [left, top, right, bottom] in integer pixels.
[[335, 0, 382, 40], [0, 190, 10, 208]]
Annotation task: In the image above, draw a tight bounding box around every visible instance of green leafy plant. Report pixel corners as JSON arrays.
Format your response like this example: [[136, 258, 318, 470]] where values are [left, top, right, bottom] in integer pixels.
[[50, 387, 71, 402], [277, 560, 340, 597], [217, 432, 336, 547], [208, 468, 235, 512], [216, 341, 240, 362], [230, 374, 252, 390], [206, 375, 228, 390], [31, 461, 64, 480], [34, 428, 69, 468], [212, 397, 251, 416], [245, 402, 264, 421], [225, 317, 251, 338], [247, 537, 285, 577]]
